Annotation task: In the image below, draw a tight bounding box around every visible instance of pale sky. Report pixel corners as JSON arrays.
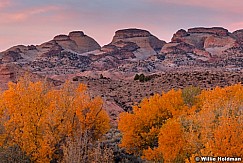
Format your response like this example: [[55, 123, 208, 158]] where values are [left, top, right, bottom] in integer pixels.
[[0, 0, 243, 51]]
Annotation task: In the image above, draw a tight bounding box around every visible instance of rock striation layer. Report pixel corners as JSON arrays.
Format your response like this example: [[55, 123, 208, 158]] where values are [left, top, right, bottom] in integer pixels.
[[1, 27, 243, 79], [52, 31, 101, 53], [111, 28, 166, 55], [170, 27, 237, 56]]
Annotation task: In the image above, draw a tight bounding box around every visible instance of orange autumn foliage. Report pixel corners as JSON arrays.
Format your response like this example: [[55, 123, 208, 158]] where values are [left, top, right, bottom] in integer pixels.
[[194, 84, 243, 158], [0, 78, 110, 162], [118, 89, 188, 156], [143, 119, 187, 162], [119, 84, 243, 162], [203, 116, 243, 156]]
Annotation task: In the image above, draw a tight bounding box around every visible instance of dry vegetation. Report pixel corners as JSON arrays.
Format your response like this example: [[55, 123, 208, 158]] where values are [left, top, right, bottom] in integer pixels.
[[73, 70, 243, 111], [0, 75, 243, 162], [119, 84, 243, 162], [0, 76, 111, 162]]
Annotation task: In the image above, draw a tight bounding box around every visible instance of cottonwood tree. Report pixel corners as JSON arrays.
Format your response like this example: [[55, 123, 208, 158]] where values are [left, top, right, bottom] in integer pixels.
[[119, 84, 243, 162], [118, 89, 188, 156], [0, 77, 110, 162]]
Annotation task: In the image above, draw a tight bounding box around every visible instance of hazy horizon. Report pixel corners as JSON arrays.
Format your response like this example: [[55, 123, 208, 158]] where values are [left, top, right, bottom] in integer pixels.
[[1, 0, 243, 51]]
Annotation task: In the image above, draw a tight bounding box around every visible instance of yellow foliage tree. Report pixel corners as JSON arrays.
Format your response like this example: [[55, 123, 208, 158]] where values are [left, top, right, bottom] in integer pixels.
[[143, 119, 188, 162], [0, 78, 110, 162], [118, 89, 188, 156], [184, 84, 243, 162], [194, 84, 243, 158], [119, 84, 243, 162], [202, 116, 243, 156]]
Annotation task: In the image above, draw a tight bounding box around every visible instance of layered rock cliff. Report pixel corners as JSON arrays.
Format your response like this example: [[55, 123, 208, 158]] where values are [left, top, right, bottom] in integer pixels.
[[1, 27, 243, 80], [170, 27, 236, 56], [111, 28, 166, 57]]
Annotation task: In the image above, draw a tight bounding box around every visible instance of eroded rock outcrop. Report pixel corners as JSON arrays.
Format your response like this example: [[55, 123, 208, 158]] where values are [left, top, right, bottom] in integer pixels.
[[0, 45, 38, 63], [1, 27, 243, 79], [112, 29, 151, 39], [68, 31, 101, 53], [51, 31, 101, 53], [111, 28, 166, 56], [0, 63, 16, 77], [171, 29, 189, 43], [204, 36, 236, 56], [1, 51, 23, 62], [232, 29, 243, 45], [0, 63, 62, 90], [188, 27, 229, 36], [171, 27, 236, 56], [35, 31, 100, 57], [0, 64, 19, 89]]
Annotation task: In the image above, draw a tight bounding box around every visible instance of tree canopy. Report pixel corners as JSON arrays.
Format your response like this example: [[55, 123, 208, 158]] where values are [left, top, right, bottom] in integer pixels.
[[0, 77, 110, 162]]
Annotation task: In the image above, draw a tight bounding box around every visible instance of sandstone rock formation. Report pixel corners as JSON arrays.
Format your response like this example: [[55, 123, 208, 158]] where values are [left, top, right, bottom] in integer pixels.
[[52, 31, 101, 53], [73, 28, 167, 72], [38, 41, 63, 58], [111, 28, 166, 58], [204, 36, 236, 56], [0, 64, 16, 80], [1, 50, 23, 62], [0, 45, 39, 62], [1, 27, 243, 80], [1, 31, 101, 64], [170, 27, 237, 57], [0, 63, 24, 90], [161, 42, 194, 54], [188, 27, 229, 36], [171, 29, 188, 42], [69, 31, 101, 52], [232, 29, 243, 45], [1, 26, 243, 115], [0, 63, 62, 90]]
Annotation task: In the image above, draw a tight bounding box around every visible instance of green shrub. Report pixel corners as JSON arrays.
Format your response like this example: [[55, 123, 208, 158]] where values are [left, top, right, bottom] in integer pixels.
[[134, 74, 140, 80], [134, 74, 153, 82], [139, 74, 145, 82]]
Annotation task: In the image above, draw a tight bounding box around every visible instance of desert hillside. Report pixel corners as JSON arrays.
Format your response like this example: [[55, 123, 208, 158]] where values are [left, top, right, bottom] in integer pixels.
[[1, 27, 243, 162], [1, 27, 243, 113]]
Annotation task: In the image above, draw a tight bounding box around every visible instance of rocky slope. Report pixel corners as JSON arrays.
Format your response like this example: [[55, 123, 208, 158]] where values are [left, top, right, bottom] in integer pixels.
[[70, 69, 243, 123], [0, 63, 62, 90], [1, 27, 243, 118], [2, 27, 243, 77], [0, 31, 100, 63]]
